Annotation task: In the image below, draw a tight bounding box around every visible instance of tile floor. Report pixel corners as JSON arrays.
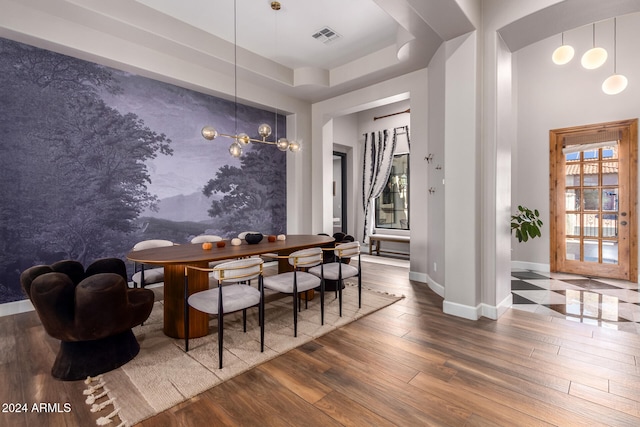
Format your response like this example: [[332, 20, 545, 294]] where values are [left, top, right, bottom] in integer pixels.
[[511, 269, 640, 334]]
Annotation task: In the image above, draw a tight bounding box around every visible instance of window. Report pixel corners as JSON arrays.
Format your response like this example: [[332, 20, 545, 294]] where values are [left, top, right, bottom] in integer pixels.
[[375, 153, 409, 230]]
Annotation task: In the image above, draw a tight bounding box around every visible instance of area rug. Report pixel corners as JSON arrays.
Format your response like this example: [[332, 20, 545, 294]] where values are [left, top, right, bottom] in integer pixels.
[[84, 283, 402, 426]]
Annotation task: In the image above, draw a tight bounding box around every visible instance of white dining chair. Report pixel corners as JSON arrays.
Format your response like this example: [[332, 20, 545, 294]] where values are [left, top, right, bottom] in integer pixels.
[[131, 239, 174, 288], [309, 241, 361, 317], [263, 248, 324, 337], [183, 257, 264, 369]]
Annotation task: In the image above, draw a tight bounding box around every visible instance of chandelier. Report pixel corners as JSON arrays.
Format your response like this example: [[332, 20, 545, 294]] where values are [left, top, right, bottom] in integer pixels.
[[201, 123, 300, 158], [201, 1, 301, 158]]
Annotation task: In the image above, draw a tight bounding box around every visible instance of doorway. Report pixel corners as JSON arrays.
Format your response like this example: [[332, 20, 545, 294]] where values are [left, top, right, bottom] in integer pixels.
[[333, 152, 347, 234], [550, 119, 638, 281]]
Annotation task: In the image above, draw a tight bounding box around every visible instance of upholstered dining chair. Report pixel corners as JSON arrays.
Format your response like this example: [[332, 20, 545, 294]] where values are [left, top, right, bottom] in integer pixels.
[[131, 239, 174, 288], [183, 257, 265, 369], [263, 248, 325, 337], [309, 241, 361, 317]]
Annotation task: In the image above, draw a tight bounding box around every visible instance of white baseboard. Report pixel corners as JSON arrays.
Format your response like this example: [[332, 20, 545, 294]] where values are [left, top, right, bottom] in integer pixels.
[[443, 300, 481, 320], [409, 270, 427, 283], [0, 299, 34, 317], [511, 261, 550, 272]]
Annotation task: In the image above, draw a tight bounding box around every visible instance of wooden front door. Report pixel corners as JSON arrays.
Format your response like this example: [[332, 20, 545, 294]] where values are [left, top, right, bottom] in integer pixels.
[[550, 119, 638, 281]]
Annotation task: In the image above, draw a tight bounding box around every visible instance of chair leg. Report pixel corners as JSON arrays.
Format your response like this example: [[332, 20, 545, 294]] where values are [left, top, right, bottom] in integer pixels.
[[338, 263, 343, 317], [218, 311, 224, 369], [304, 291, 308, 309], [243, 308, 247, 332], [259, 276, 264, 352], [218, 284, 224, 369], [320, 274, 325, 325], [358, 271, 362, 308], [293, 291, 298, 337], [184, 275, 189, 352], [358, 255, 362, 308]]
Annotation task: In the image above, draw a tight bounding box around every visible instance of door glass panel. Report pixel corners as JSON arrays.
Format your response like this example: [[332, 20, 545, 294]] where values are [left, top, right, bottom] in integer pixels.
[[602, 215, 618, 237], [602, 162, 619, 185], [565, 189, 580, 210], [603, 241, 618, 264], [602, 145, 618, 159], [566, 238, 580, 260], [565, 163, 580, 186], [583, 149, 598, 160], [583, 214, 599, 237], [583, 163, 599, 186], [584, 239, 598, 262], [602, 189, 618, 211], [565, 213, 580, 236], [583, 189, 599, 210]]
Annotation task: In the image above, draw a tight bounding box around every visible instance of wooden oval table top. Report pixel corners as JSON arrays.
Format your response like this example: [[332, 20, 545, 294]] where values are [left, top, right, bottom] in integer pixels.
[[126, 234, 335, 265]]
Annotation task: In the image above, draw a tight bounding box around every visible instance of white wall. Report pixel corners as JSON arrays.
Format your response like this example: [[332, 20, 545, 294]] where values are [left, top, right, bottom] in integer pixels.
[[513, 12, 640, 270], [311, 70, 428, 278], [358, 100, 411, 254]]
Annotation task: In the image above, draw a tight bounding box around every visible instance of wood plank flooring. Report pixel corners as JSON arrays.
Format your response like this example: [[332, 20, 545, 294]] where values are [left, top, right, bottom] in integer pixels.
[[3, 259, 640, 426]]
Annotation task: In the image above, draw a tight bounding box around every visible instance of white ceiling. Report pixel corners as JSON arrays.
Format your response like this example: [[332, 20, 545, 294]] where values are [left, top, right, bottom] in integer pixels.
[[136, 0, 399, 70], [3, 0, 640, 104]]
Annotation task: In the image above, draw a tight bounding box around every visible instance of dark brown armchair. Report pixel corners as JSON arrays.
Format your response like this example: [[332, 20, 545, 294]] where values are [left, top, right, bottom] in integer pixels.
[[20, 258, 154, 381]]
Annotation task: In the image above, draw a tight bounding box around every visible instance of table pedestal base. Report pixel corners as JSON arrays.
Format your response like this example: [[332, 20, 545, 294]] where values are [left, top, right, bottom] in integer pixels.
[[163, 263, 210, 339]]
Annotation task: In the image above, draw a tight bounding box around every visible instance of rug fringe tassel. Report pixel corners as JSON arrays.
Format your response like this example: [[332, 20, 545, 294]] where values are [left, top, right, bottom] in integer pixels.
[[91, 397, 115, 413], [96, 407, 120, 425], [85, 387, 110, 405], [84, 374, 103, 384], [83, 380, 106, 395]]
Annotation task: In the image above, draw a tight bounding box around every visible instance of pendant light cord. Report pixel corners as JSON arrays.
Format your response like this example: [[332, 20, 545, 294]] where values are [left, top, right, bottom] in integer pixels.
[[234, 0, 238, 137], [613, 18, 617, 74]]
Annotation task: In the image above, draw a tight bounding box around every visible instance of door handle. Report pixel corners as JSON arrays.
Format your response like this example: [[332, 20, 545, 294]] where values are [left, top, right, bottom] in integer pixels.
[[621, 221, 628, 226]]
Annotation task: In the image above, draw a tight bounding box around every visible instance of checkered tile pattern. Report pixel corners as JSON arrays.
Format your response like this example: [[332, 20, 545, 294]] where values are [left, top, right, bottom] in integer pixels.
[[511, 269, 640, 334]]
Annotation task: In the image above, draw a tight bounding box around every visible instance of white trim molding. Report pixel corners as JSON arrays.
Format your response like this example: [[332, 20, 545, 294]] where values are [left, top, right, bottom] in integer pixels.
[[0, 299, 34, 317], [511, 261, 550, 272]]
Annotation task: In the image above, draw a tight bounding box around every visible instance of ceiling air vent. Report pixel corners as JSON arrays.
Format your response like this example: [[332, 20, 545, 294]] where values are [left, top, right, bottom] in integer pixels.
[[312, 27, 341, 44]]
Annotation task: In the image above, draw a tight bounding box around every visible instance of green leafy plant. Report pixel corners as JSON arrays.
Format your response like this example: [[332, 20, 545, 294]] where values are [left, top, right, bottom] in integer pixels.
[[511, 205, 543, 243]]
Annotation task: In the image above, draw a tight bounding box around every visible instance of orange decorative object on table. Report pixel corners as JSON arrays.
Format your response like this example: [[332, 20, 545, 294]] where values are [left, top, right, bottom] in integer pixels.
[[201, 242, 213, 250], [268, 235, 277, 242], [216, 241, 226, 248]]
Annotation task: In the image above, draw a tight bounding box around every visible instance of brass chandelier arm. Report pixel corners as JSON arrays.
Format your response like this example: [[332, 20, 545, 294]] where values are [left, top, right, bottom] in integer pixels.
[[215, 133, 278, 145]]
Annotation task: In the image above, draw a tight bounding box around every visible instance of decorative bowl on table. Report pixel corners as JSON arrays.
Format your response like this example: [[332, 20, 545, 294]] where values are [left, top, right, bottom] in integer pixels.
[[244, 233, 263, 244]]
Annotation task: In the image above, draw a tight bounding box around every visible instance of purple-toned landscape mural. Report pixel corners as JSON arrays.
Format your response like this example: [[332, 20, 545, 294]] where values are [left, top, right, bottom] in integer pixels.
[[0, 37, 287, 304]]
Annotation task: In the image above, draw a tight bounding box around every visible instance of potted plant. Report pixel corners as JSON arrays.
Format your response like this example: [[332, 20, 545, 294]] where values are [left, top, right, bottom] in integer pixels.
[[511, 205, 543, 242]]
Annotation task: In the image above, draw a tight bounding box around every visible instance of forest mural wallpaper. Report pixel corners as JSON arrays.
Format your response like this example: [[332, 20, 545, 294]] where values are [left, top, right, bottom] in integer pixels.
[[0, 37, 287, 304]]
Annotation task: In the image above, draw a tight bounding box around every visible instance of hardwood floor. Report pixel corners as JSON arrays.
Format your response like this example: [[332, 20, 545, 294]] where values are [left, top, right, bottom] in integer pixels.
[[4, 258, 640, 426]]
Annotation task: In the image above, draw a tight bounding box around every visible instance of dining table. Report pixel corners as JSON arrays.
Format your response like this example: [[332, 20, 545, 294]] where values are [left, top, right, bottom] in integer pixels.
[[126, 234, 335, 338]]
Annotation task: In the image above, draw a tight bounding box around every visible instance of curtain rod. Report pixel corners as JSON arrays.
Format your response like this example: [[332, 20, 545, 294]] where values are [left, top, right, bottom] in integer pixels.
[[373, 108, 410, 121]]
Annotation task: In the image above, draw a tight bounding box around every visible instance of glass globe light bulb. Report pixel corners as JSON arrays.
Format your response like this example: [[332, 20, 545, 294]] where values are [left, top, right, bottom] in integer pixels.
[[276, 137, 289, 151], [258, 123, 272, 139], [289, 140, 301, 153], [552, 45, 574, 65], [201, 126, 218, 140], [229, 141, 243, 157], [237, 133, 250, 145], [602, 74, 628, 95], [581, 47, 607, 69]]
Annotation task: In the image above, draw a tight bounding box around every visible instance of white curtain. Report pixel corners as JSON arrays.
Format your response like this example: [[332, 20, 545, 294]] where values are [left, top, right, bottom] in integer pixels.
[[362, 129, 396, 243]]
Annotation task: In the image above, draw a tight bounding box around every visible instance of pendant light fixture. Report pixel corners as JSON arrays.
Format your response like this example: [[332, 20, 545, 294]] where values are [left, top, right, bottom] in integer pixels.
[[201, 1, 300, 157], [581, 23, 607, 69], [602, 17, 628, 95], [552, 32, 574, 65]]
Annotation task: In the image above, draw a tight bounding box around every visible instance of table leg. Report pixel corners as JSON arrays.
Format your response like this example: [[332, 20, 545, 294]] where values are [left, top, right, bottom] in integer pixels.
[[163, 263, 210, 339]]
